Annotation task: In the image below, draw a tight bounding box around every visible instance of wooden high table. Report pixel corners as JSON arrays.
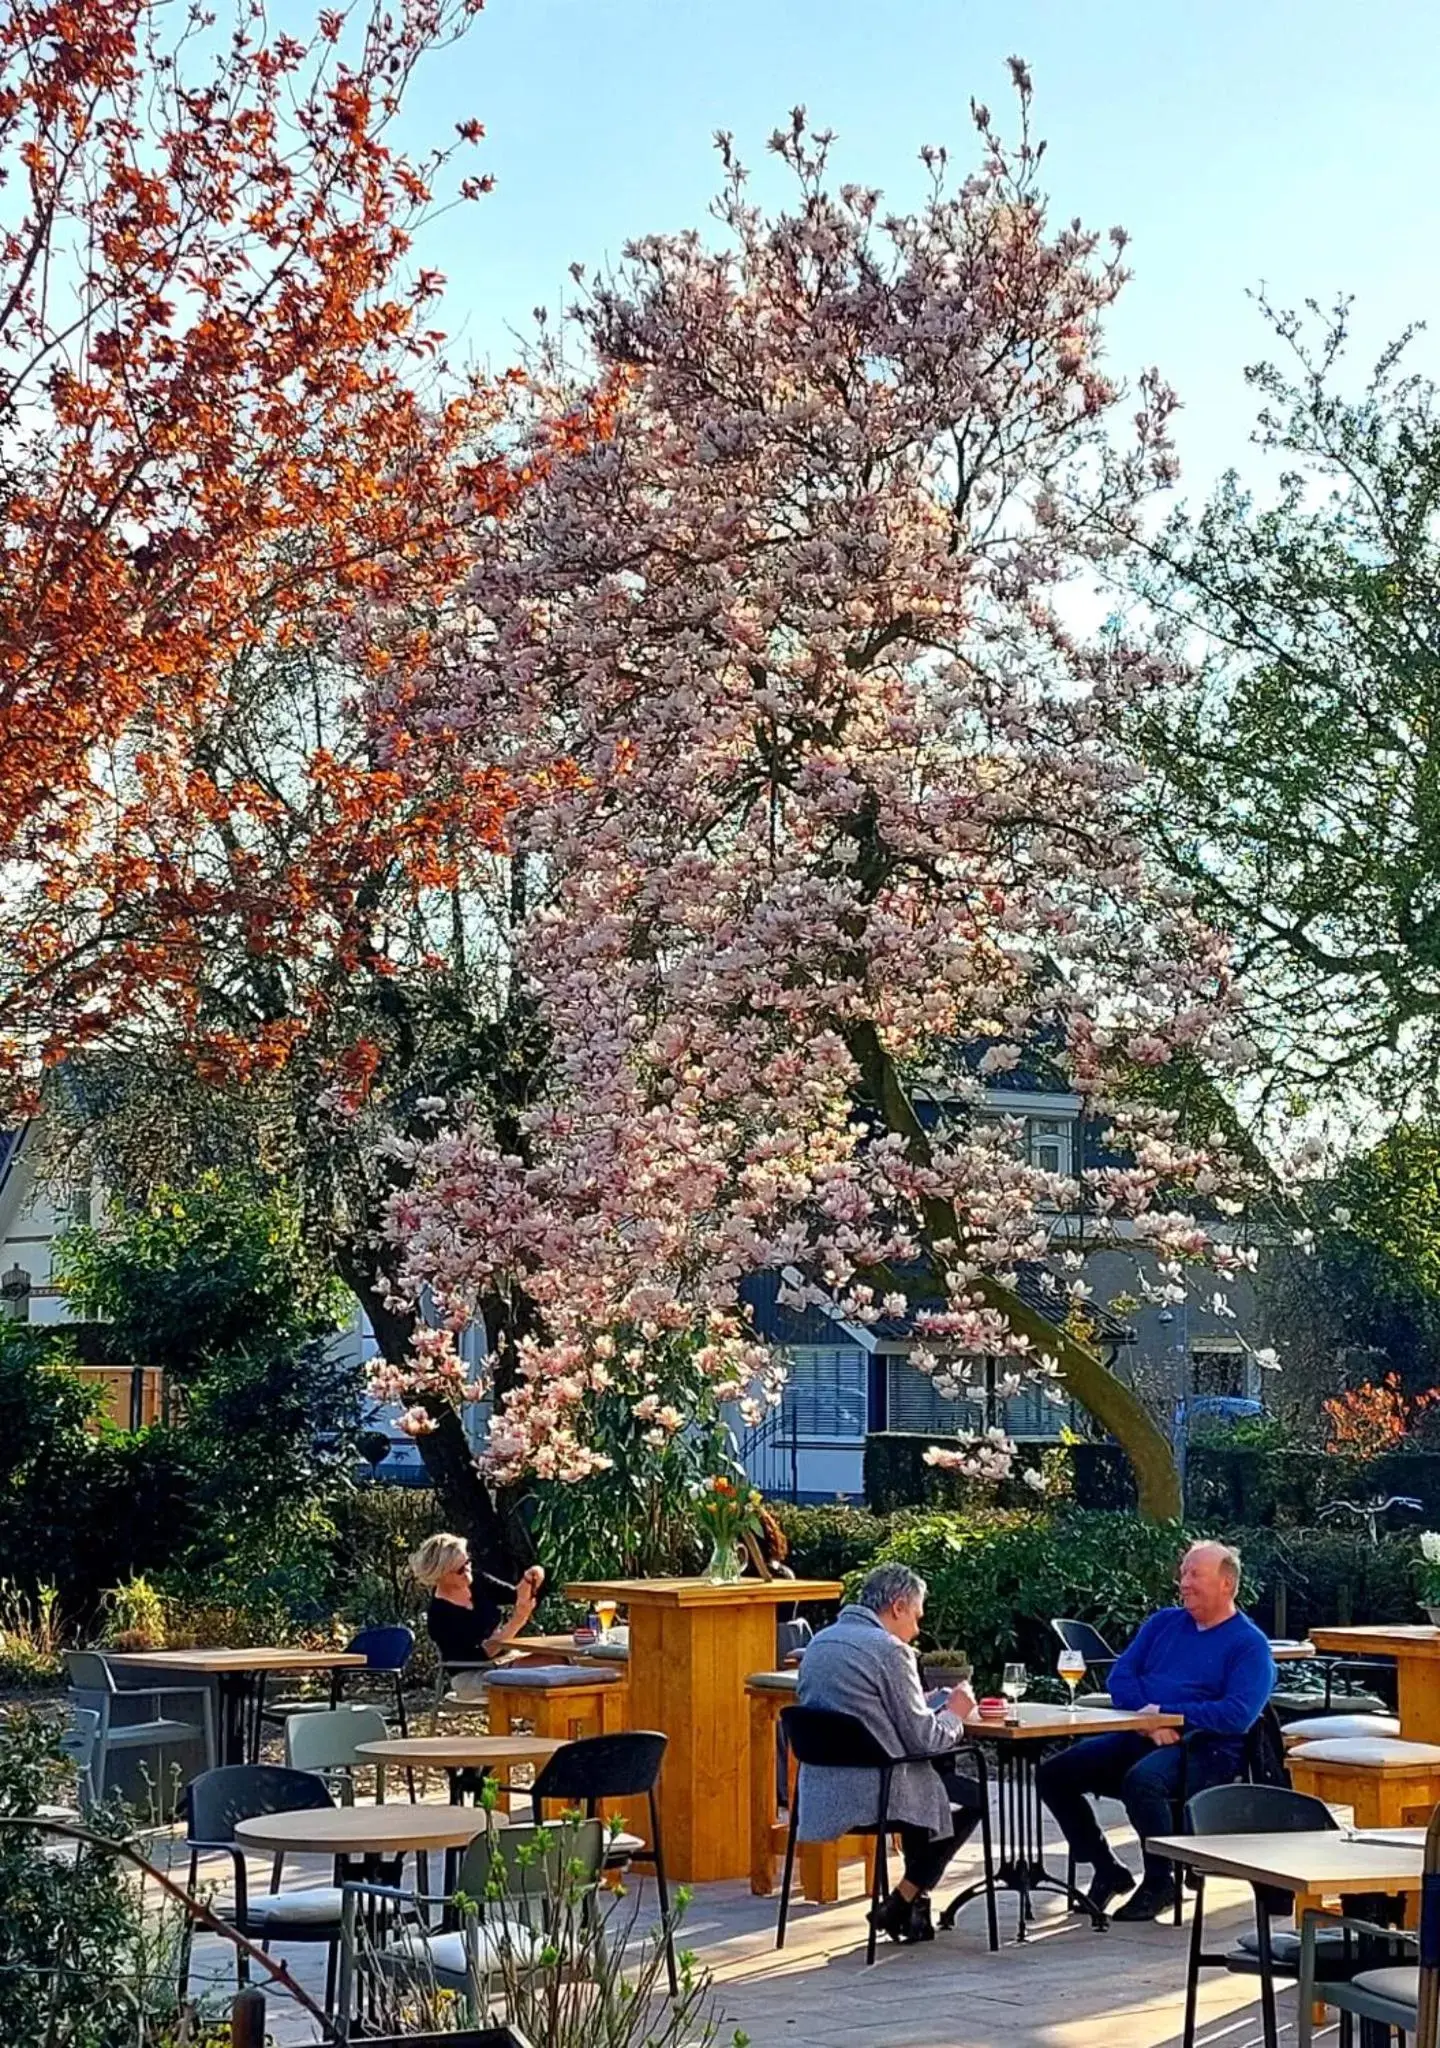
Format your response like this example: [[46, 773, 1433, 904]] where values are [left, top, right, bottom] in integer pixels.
[[565, 1576, 842, 1882], [1310, 1625, 1430, 1737]]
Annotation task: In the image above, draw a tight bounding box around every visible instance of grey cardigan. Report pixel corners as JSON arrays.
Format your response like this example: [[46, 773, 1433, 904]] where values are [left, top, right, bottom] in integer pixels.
[[794, 1605, 965, 1841]]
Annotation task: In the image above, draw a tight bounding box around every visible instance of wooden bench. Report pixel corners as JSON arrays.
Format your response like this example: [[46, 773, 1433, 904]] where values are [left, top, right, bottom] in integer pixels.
[[745, 1673, 883, 1902], [1288, 1736, 1440, 1827], [484, 1667, 630, 1746]]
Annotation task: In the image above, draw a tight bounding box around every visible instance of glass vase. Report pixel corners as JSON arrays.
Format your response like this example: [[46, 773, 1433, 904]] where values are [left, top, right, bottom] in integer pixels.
[[704, 1535, 744, 1583]]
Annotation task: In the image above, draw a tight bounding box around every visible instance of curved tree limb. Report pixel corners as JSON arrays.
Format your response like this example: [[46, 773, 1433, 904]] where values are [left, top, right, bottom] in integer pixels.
[[845, 1019, 1183, 1522]]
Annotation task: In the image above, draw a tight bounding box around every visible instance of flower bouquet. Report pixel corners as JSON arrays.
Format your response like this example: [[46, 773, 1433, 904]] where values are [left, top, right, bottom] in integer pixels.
[[693, 1475, 763, 1582], [1418, 1531, 1440, 1624]]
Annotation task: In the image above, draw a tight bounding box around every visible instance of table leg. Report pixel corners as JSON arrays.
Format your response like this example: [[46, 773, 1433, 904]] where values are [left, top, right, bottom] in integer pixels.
[[1252, 1892, 1279, 2048], [749, 1692, 778, 1897], [248, 1674, 266, 1763], [940, 1743, 1104, 1942], [215, 1675, 247, 1767]]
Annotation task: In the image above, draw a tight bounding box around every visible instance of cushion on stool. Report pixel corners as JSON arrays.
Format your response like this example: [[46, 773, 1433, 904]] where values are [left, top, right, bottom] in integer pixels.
[[745, 1671, 800, 1692], [1350, 1965, 1419, 2010], [1282, 1714, 1401, 1743], [1289, 1736, 1440, 1766], [483, 1664, 622, 1689], [1272, 1690, 1389, 1717]]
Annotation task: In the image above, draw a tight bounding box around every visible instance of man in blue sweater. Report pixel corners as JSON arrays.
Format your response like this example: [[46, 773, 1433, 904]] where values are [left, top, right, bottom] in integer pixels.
[[1037, 1540, 1275, 1921]]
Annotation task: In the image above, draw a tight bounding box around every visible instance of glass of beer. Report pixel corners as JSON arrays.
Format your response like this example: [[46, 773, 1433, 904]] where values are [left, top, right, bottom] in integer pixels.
[[596, 1598, 618, 1642], [1057, 1646, 1086, 1710]]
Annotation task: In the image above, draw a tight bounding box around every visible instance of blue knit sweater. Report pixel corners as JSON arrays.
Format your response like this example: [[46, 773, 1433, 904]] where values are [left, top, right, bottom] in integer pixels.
[[1107, 1606, 1275, 1737]]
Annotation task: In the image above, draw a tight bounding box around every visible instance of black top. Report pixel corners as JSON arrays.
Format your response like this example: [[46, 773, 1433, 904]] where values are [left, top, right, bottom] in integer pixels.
[[426, 1592, 502, 1664]]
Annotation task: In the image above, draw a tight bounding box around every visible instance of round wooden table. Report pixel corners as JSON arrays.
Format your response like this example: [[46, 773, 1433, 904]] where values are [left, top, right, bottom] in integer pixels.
[[234, 1801, 499, 1899], [356, 1734, 565, 1806], [234, 1803, 496, 1858]]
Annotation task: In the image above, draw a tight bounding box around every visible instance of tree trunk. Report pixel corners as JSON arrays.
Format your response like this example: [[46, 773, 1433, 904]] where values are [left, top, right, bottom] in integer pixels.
[[335, 1249, 534, 1579], [846, 1020, 1184, 1522]]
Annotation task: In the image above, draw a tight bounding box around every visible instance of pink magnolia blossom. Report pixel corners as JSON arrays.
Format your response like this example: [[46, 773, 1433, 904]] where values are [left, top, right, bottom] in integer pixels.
[[373, 78, 1246, 1482]]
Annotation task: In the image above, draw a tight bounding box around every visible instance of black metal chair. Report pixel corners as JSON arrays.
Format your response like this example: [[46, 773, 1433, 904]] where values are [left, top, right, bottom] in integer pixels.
[[1181, 1782, 1363, 2048], [776, 1705, 997, 1967], [179, 1764, 343, 2014], [525, 1731, 679, 1997]]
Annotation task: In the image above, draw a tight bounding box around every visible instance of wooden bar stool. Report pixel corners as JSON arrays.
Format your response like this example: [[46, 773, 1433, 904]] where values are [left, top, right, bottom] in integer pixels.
[[1288, 1736, 1440, 1826], [744, 1671, 880, 1902], [483, 1665, 629, 1746]]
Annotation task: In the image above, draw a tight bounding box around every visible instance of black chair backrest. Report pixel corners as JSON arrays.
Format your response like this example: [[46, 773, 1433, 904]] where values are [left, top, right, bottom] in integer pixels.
[[1244, 1702, 1291, 1788], [186, 1763, 333, 1845], [1187, 1780, 1335, 1918], [1051, 1618, 1116, 1666], [1186, 1782, 1336, 1837], [780, 1705, 893, 1771], [531, 1731, 667, 1803]]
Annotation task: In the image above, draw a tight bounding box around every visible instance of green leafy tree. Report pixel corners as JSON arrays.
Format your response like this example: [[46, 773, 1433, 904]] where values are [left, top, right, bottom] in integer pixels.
[[1133, 295, 1440, 1123]]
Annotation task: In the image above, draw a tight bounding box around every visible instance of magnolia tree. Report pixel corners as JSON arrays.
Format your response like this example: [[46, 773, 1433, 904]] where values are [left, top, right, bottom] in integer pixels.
[[381, 77, 1253, 1520]]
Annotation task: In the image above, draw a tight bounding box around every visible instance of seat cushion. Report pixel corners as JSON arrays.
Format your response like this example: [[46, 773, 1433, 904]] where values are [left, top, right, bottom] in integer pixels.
[[1273, 1690, 1390, 1717], [1289, 1736, 1440, 1766], [603, 1831, 645, 1860], [1350, 1965, 1419, 2009], [1282, 1714, 1401, 1743], [1234, 1927, 1356, 1978], [483, 1664, 621, 1689], [745, 1671, 799, 1693], [107, 1718, 204, 1748], [384, 1915, 543, 1977], [245, 1885, 344, 1928]]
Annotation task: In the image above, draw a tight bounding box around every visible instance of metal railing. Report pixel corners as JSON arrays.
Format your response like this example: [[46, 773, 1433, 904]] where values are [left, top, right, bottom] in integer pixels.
[[740, 1402, 799, 1501]]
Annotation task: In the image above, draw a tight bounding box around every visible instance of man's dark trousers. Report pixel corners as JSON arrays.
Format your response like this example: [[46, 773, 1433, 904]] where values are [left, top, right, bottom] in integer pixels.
[[1037, 1732, 1242, 1884]]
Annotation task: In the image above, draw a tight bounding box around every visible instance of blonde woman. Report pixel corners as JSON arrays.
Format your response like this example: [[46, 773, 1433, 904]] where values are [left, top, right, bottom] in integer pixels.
[[410, 1533, 546, 1697]]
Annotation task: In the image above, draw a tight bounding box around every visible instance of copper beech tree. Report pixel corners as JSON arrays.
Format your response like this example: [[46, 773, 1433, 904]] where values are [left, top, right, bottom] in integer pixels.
[[0, 0, 509, 1084], [383, 84, 1255, 1520], [0, 0, 553, 1550]]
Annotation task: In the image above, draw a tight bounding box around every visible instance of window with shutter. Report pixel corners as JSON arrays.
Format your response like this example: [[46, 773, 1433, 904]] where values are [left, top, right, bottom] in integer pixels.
[[780, 1346, 868, 1439]]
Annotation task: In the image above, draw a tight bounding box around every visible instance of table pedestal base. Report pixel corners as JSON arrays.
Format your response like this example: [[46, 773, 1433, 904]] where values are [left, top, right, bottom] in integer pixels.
[[940, 1744, 1102, 1940]]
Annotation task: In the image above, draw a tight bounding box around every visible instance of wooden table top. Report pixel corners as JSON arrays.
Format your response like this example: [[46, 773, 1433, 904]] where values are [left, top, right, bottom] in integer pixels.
[[104, 1648, 367, 1674], [967, 1702, 1184, 1742], [1310, 1625, 1435, 1657], [1269, 1640, 1318, 1662], [564, 1577, 842, 1607], [1148, 1829, 1425, 1895], [235, 1804, 499, 1855], [357, 1735, 566, 1770], [509, 1635, 586, 1660]]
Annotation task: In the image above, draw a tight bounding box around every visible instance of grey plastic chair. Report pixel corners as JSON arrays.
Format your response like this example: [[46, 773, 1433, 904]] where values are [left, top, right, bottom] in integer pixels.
[[64, 1650, 215, 1803], [337, 1814, 605, 2029], [284, 1704, 390, 1804]]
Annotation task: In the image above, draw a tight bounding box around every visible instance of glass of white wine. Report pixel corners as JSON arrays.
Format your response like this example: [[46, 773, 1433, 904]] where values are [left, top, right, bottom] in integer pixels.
[[1002, 1661, 1028, 1720], [1057, 1647, 1086, 1710]]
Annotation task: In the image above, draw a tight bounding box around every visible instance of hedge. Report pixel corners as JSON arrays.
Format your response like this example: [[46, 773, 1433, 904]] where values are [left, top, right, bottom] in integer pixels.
[[766, 1497, 1428, 1688], [864, 1433, 1073, 1514]]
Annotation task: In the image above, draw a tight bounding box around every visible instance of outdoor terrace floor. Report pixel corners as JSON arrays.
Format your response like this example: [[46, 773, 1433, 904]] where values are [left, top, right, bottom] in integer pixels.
[[174, 1796, 1337, 2046]]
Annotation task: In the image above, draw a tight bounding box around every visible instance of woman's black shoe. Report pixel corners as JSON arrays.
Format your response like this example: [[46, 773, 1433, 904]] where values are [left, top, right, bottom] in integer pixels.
[[868, 1889, 913, 1943], [868, 1890, 932, 1943]]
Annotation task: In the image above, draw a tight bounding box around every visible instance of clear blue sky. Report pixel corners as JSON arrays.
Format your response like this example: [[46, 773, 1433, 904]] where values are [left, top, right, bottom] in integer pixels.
[[389, 0, 1440, 498]]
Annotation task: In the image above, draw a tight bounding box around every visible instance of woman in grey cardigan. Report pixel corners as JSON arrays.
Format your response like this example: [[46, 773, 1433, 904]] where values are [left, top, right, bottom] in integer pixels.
[[795, 1563, 984, 1943]]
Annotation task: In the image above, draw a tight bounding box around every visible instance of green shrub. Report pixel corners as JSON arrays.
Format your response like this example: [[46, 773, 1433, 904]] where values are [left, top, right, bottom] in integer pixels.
[[1237, 1526, 1421, 1637], [0, 1708, 203, 2044], [858, 1509, 1192, 1687], [769, 1503, 894, 1581]]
